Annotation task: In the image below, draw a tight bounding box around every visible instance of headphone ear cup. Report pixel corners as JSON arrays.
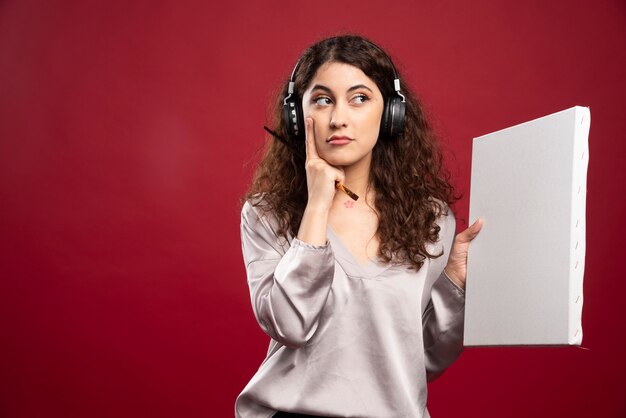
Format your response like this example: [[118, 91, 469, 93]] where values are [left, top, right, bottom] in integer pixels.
[[283, 98, 305, 141], [381, 97, 406, 139], [389, 99, 406, 138]]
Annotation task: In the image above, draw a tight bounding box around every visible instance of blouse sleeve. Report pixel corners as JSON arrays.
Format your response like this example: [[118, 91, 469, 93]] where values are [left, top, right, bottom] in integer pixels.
[[240, 201, 335, 348], [422, 208, 466, 382]]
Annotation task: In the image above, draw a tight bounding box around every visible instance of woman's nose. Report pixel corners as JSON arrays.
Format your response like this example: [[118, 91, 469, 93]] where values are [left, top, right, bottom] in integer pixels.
[[330, 102, 348, 128]]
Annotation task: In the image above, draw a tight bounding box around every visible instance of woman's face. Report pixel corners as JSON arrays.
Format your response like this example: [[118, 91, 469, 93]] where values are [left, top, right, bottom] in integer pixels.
[[301, 62, 384, 168]]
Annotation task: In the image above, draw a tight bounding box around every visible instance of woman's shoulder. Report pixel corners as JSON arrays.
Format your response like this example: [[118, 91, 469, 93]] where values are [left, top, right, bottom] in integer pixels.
[[241, 193, 273, 224], [241, 193, 288, 240]]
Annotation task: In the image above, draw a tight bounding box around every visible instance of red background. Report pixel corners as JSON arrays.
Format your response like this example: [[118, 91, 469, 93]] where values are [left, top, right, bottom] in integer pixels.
[[1, 1, 625, 417]]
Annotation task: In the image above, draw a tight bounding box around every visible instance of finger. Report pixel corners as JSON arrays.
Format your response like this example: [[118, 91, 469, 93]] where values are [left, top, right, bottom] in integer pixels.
[[305, 117, 320, 161], [336, 166, 345, 183], [456, 218, 484, 243]]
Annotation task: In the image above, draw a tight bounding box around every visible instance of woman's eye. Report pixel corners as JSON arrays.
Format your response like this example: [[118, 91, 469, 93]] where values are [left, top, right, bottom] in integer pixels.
[[352, 94, 369, 104], [313, 97, 332, 106]]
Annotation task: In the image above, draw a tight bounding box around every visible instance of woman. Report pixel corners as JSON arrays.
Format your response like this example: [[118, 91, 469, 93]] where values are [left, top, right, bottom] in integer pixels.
[[236, 34, 483, 418]]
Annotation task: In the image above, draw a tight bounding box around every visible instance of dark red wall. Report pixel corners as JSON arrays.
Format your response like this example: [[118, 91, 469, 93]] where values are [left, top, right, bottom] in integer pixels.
[[1, 1, 624, 417]]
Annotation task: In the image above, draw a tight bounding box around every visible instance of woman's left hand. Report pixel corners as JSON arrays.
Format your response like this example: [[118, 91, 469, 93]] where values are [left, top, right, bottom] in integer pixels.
[[444, 218, 484, 290]]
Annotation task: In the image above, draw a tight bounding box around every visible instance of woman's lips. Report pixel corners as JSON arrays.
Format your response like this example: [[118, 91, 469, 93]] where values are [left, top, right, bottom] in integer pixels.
[[327, 135, 353, 145]]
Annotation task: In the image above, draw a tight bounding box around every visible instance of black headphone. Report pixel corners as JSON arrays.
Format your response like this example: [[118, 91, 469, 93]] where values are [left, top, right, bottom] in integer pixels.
[[282, 41, 406, 142]]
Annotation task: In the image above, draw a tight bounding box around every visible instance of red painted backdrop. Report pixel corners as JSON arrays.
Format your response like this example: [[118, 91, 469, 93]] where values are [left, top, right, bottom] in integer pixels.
[[1, 1, 625, 417]]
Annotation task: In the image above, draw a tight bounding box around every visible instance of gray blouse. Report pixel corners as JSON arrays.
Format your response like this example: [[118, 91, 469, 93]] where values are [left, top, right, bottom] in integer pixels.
[[235, 199, 465, 418]]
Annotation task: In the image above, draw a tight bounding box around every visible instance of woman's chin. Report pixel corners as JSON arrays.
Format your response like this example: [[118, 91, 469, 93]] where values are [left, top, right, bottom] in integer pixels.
[[320, 151, 370, 168], [322, 156, 354, 167]]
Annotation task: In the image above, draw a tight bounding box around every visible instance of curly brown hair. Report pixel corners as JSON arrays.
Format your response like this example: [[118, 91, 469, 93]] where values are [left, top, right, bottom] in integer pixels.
[[243, 34, 458, 271]]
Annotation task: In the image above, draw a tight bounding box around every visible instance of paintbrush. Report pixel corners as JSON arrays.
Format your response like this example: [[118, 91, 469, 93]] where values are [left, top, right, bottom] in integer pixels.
[[334, 182, 359, 201]]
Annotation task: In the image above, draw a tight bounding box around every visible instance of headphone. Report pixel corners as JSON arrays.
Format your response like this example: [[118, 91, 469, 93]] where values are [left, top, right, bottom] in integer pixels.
[[282, 40, 406, 142]]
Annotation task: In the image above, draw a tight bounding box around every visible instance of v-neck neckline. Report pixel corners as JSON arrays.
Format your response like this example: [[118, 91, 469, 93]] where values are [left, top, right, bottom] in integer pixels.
[[326, 225, 393, 279]]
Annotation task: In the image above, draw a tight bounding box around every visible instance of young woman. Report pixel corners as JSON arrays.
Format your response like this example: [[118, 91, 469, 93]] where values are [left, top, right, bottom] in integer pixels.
[[236, 34, 483, 418]]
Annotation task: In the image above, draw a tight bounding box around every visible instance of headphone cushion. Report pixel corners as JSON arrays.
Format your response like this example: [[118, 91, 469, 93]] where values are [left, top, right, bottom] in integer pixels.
[[283, 98, 305, 140], [381, 97, 406, 139]]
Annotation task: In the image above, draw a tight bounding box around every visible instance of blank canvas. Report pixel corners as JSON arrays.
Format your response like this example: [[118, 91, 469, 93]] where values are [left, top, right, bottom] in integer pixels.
[[464, 106, 590, 346]]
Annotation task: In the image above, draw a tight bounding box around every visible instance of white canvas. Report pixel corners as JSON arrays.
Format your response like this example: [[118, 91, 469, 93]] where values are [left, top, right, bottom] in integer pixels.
[[464, 106, 590, 346]]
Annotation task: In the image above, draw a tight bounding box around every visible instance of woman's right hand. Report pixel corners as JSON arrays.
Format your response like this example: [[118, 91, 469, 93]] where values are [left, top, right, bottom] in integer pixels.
[[304, 117, 345, 212], [296, 118, 344, 245]]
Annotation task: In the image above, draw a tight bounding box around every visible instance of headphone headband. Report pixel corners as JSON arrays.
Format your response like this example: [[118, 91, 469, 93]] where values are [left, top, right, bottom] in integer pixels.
[[286, 40, 406, 103]]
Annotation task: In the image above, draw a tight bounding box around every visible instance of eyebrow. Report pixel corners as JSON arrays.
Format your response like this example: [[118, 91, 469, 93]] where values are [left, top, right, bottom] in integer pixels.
[[309, 84, 374, 94]]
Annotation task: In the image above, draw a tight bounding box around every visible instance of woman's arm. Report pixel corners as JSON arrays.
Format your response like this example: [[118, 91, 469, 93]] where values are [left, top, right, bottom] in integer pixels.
[[422, 209, 482, 381], [241, 118, 344, 348], [241, 200, 335, 349], [242, 115, 347, 348], [422, 268, 466, 381]]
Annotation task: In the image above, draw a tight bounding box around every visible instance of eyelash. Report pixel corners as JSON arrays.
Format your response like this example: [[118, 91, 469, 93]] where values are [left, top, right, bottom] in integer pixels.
[[312, 94, 370, 106]]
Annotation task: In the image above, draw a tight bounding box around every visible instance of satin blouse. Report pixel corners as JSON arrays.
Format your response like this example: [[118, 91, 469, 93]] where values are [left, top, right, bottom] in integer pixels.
[[235, 199, 465, 418]]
